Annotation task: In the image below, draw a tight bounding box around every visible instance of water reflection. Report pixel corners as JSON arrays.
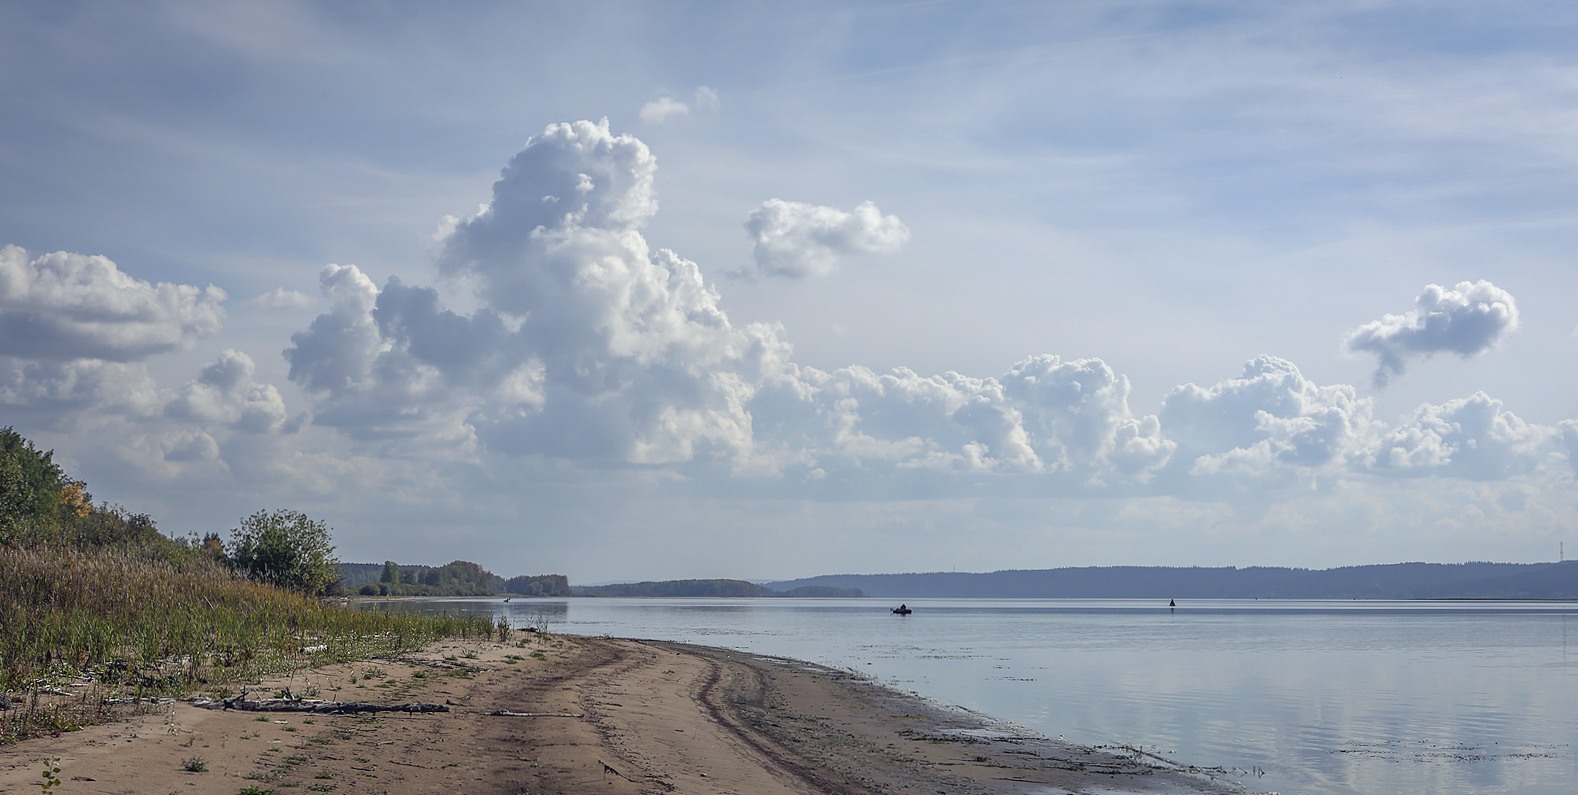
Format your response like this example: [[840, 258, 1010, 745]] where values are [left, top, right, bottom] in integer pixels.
[[354, 597, 1577, 794]]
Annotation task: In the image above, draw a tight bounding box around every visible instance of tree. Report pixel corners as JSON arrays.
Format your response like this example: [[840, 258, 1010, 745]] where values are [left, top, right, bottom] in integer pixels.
[[0, 427, 68, 544], [227, 509, 341, 595], [379, 560, 399, 583]]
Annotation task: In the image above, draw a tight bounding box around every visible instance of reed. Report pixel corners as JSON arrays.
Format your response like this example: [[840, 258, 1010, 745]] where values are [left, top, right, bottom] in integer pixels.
[[0, 544, 495, 743]]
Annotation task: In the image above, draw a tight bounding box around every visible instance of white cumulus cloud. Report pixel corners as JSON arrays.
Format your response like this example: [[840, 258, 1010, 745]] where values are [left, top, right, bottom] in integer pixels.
[[1366, 392, 1553, 480], [294, 120, 790, 462], [0, 244, 226, 362], [741, 199, 909, 279], [1345, 280, 1519, 388], [1161, 355, 1377, 477], [638, 87, 719, 124], [243, 287, 314, 310], [165, 349, 288, 434]]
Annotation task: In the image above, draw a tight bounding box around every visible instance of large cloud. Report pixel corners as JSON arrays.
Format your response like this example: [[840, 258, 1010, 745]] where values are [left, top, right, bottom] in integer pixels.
[[165, 349, 287, 435], [1161, 355, 1376, 477], [1366, 392, 1553, 480], [741, 199, 908, 279], [287, 121, 1173, 486], [0, 357, 162, 425], [0, 245, 226, 362], [739, 355, 1173, 486], [292, 120, 792, 462], [1345, 280, 1519, 388]]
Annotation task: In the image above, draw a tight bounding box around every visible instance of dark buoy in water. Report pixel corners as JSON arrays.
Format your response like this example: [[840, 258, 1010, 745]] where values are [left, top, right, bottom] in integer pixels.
[[1169, 598, 1176, 610]]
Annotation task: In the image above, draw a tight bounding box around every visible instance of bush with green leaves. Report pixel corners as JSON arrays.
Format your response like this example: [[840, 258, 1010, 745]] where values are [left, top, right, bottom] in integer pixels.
[[228, 510, 341, 596]]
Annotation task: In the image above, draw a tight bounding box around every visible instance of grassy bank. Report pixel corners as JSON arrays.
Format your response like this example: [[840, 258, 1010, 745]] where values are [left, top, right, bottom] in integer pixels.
[[1, 544, 500, 743]]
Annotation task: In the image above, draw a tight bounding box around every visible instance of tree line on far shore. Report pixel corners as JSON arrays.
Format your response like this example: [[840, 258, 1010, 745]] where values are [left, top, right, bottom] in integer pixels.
[[338, 560, 570, 597], [573, 579, 863, 598]]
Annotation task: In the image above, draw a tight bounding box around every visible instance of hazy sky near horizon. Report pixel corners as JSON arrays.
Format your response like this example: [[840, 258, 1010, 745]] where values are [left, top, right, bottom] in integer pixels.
[[3, 0, 1577, 581]]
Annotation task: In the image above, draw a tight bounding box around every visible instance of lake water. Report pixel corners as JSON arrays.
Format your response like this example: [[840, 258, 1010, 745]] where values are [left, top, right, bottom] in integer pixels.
[[358, 597, 1578, 794]]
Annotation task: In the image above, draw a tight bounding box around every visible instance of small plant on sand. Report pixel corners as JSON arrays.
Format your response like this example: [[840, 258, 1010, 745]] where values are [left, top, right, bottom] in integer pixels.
[[38, 757, 62, 793], [181, 756, 207, 772], [238, 786, 277, 795]]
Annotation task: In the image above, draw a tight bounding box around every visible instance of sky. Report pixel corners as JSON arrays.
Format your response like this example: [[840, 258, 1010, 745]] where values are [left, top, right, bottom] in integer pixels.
[[2, 0, 1576, 582]]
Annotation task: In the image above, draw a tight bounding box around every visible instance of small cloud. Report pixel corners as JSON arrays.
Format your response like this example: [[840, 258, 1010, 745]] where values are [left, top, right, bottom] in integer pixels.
[[1344, 280, 1519, 389], [243, 287, 314, 311], [740, 199, 909, 279], [692, 86, 720, 111], [639, 87, 720, 125], [640, 96, 689, 124]]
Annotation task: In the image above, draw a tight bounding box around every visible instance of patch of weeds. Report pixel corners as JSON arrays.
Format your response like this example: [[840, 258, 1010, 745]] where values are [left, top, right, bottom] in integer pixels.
[[412, 670, 427, 679], [181, 756, 208, 772], [352, 757, 369, 763], [283, 726, 298, 732], [461, 649, 479, 659], [284, 756, 306, 765], [237, 787, 277, 795], [307, 785, 336, 792], [302, 719, 315, 725], [313, 771, 334, 779], [254, 715, 272, 722]]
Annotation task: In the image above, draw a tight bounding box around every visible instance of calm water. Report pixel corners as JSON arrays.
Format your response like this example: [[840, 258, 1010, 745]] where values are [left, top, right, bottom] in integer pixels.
[[359, 597, 1578, 794]]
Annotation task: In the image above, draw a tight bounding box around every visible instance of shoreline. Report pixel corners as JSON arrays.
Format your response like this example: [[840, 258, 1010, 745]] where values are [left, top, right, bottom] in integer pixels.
[[0, 634, 1253, 794]]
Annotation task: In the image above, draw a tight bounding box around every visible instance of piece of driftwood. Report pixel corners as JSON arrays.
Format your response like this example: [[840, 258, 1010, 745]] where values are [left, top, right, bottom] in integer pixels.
[[193, 692, 448, 714], [489, 709, 584, 717]]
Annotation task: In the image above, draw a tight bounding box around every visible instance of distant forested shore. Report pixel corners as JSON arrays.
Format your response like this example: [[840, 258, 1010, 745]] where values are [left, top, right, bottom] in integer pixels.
[[572, 579, 863, 598], [764, 561, 1578, 600], [337, 561, 569, 597]]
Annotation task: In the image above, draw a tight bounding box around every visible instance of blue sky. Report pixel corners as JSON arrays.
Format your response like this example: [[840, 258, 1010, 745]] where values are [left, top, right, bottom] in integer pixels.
[[2, 1, 1575, 581]]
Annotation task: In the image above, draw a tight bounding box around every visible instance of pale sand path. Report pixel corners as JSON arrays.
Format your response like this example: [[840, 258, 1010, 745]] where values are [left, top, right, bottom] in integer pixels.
[[0, 634, 1250, 794]]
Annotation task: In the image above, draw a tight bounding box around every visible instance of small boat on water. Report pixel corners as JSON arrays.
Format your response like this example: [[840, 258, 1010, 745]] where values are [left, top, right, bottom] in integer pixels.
[[892, 603, 912, 615]]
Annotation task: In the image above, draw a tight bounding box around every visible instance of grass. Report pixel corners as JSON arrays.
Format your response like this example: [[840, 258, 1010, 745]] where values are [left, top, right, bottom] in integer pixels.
[[1, 544, 496, 744]]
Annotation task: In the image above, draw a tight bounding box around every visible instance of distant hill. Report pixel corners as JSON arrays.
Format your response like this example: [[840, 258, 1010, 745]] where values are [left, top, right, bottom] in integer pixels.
[[763, 561, 1578, 600], [573, 578, 863, 598]]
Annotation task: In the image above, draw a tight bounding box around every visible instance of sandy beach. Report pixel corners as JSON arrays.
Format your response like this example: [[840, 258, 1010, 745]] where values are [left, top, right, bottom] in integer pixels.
[[0, 633, 1250, 794]]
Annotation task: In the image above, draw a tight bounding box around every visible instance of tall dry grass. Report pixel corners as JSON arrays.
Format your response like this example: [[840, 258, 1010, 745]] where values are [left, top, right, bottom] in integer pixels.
[[1, 544, 496, 742]]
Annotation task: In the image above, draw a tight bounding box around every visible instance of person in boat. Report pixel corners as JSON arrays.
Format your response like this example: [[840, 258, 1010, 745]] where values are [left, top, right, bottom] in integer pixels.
[[893, 603, 911, 614]]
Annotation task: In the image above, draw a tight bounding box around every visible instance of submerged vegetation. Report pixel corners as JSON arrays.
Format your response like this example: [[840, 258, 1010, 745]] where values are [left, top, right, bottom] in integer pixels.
[[0, 427, 498, 744]]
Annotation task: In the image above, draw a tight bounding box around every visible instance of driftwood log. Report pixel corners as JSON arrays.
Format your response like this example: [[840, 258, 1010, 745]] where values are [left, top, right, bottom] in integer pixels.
[[490, 710, 584, 717], [193, 692, 448, 714]]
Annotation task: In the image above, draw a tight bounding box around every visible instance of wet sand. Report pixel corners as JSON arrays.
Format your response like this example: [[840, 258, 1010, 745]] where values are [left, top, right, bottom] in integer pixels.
[[0, 634, 1252, 794]]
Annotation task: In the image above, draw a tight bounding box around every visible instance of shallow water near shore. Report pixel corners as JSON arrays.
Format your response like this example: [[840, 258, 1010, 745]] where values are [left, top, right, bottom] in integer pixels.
[[356, 597, 1578, 794]]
